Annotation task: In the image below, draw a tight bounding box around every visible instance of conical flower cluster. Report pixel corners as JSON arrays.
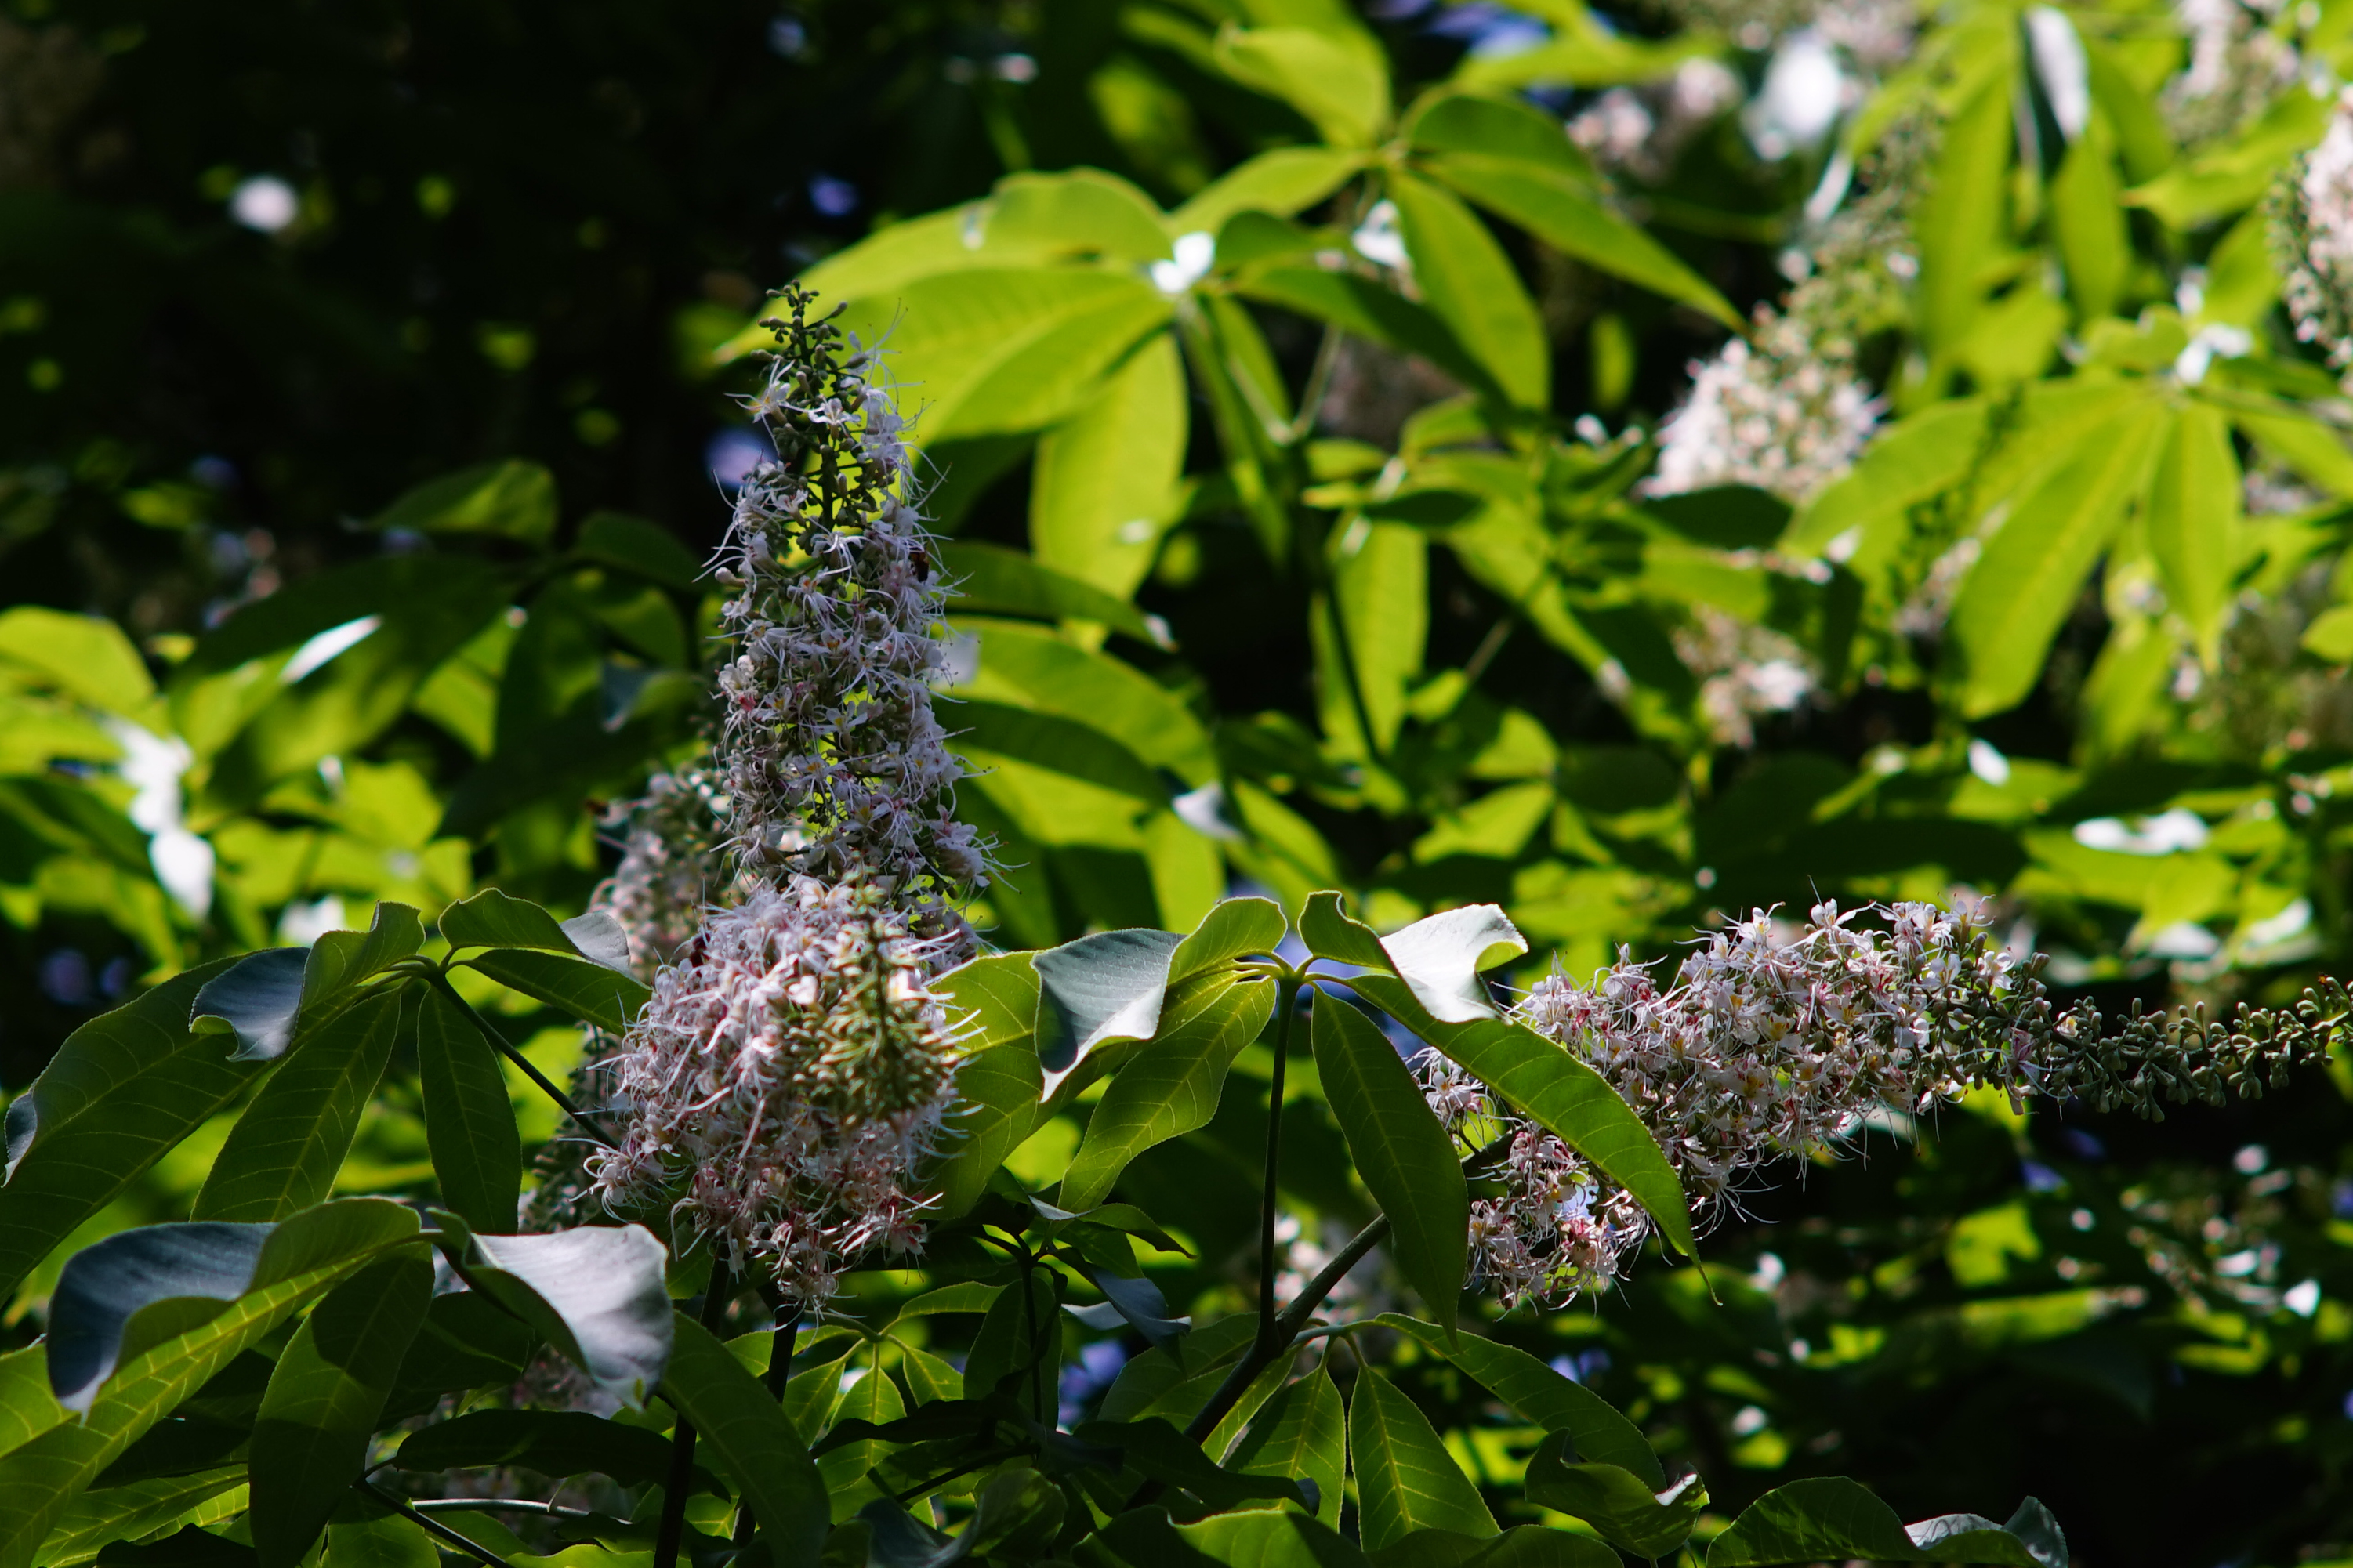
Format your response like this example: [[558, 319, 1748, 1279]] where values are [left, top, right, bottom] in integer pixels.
[[2273, 88, 2353, 373], [1431, 898, 2340, 1310], [586, 286, 985, 1308]]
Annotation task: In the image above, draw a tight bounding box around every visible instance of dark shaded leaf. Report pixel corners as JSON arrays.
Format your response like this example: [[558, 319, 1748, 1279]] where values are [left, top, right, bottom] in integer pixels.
[[1310, 991, 1466, 1337], [1077, 1416, 1311, 1512], [1705, 1478, 2061, 1568], [47, 1223, 274, 1412], [250, 1250, 430, 1567], [1374, 1316, 1659, 1487], [370, 460, 557, 545], [941, 541, 1173, 648], [415, 983, 523, 1234], [433, 1216, 673, 1410], [192, 989, 404, 1223], [1031, 928, 1186, 1092], [187, 951, 309, 1064], [1524, 1433, 1705, 1559], [391, 1407, 683, 1489], [573, 511, 704, 589]]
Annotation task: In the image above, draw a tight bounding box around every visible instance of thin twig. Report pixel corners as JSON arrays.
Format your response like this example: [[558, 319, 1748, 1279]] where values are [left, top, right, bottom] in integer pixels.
[[428, 970, 619, 1149], [407, 1499, 597, 1520], [353, 1479, 517, 1568], [655, 1259, 737, 1568], [1258, 979, 1302, 1354]]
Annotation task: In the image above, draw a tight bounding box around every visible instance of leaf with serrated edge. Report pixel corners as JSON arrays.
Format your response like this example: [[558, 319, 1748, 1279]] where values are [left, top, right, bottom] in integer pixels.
[[1349, 1371, 1496, 1551], [1311, 992, 1466, 1338], [250, 1250, 430, 1567], [1376, 1316, 1659, 1487], [193, 990, 403, 1223], [1060, 975, 1272, 1210]]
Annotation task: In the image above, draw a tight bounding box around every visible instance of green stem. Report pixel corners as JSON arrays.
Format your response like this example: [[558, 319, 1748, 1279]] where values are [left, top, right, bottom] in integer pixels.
[[1258, 977, 1303, 1353], [352, 1480, 516, 1568], [655, 1258, 736, 1568], [426, 969, 618, 1150], [734, 1297, 799, 1547]]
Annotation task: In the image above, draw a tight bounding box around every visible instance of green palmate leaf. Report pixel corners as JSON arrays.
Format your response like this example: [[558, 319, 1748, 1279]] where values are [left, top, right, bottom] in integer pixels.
[[47, 1224, 275, 1413], [929, 1039, 1042, 1221], [321, 1515, 435, 1568], [1324, 521, 1427, 757], [1782, 397, 1989, 566], [572, 510, 704, 589], [1308, 992, 1465, 1337], [1420, 152, 1737, 328], [1079, 1417, 1312, 1513], [1405, 93, 1590, 177], [1059, 973, 1274, 1211], [1089, 1507, 1367, 1568], [2145, 400, 2240, 661], [1235, 269, 1501, 403], [1347, 1371, 1496, 1552], [437, 886, 630, 970], [1299, 894, 1525, 1024], [457, 947, 646, 1031], [1389, 172, 1546, 409], [0, 1201, 421, 1568], [384, 1293, 534, 1419], [1948, 397, 2164, 718], [248, 1251, 430, 1568], [2050, 125, 2129, 322], [1099, 1314, 1257, 1428], [37, 1468, 246, 1567], [979, 167, 1173, 263], [966, 1274, 1060, 1422], [0, 608, 158, 718], [0, 959, 257, 1302], [1030, 331, 1188, 599], [186, 952, 308, 1064], [660, 1317, 828, 1568], [1914, 69, 2014, 360], [1370, 1528, 1619, 1568], [1706, 1479, 2063, 1568], [1523, 1434, 1704, 1559], [942, 542, 1173, 648], [1067, 1269, 1191, 1359], [1216, 25, 1390, 147], [192, 989, 404, 1223], [2232, 403, 2353, 496], [1169, 147, 1365, 235], [369, 460, 557, 545], [963, 619, 1217, 783], [959, 701, 1168, 804], [1298, 896, 1694, 1256], [296, 902, 424, 1024], [0, 1346, 64, 1458], [1227, 1367, 1346, 1528], [413, 984, 523, 1234], [1170, 897, 1288, 985], [1373, 1316, 1659, 1487], [816, 1353, 908, 1521], [1031, 928, 1187, 1093], [892, 1341, 963, 1406], [433, 1218, 672, 1410], [839, 270, 1174, 443]]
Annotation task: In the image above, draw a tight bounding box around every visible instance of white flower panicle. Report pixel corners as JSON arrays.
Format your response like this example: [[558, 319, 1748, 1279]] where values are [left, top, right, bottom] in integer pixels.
[[1416, 1053, 1647, 1312], [2274, 88, 2353, 373], [1673, 605, 1820, 747], [589, 876, 961, 1308], [1432, 896, 2340, 1312], [2165, 0, 2303, 146], [593, 768, 734, 981], [581, 286, 992, 1306], [713, 285, 988, 962], [1519, 899, 2040, 1224], [1647, 326, 1883, 502]]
